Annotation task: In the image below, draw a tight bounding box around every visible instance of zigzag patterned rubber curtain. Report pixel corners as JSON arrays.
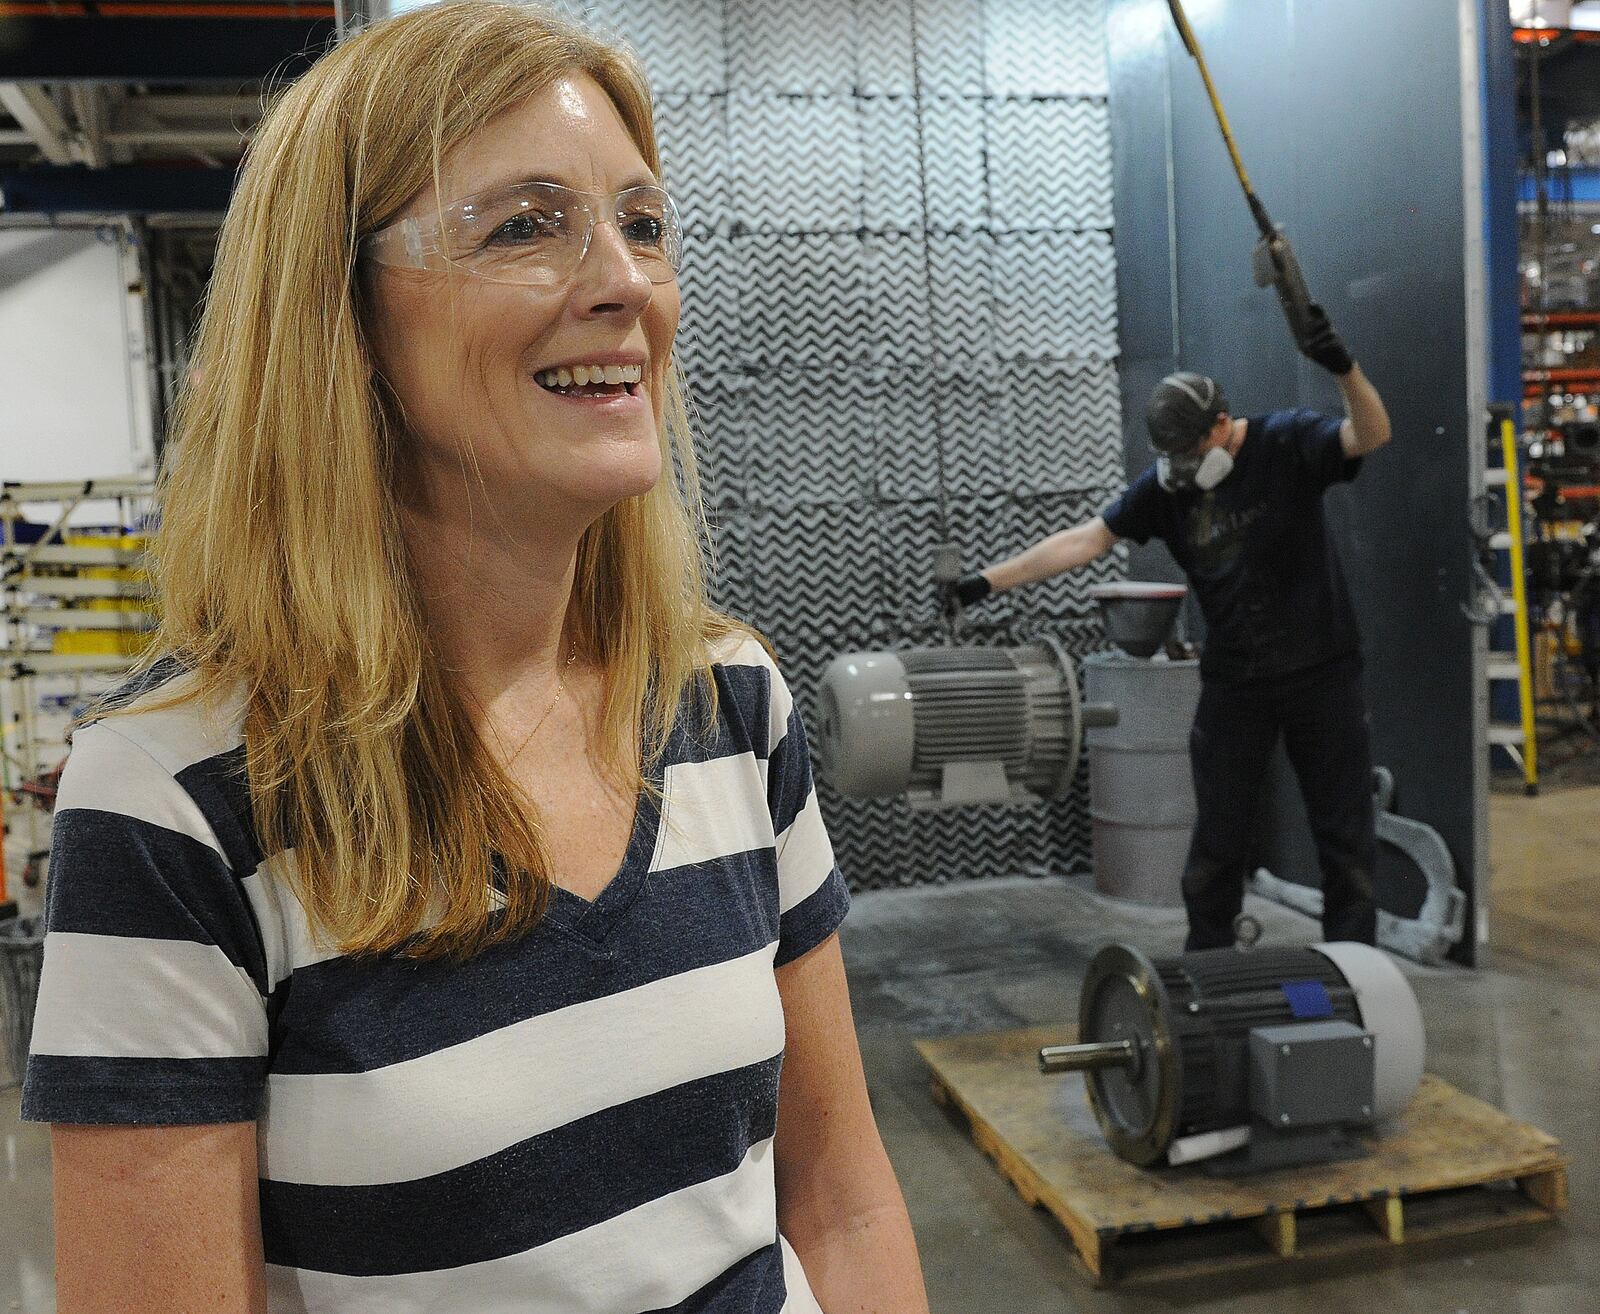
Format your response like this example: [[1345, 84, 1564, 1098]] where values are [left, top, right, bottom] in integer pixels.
[[576, 0, 1128, 889]]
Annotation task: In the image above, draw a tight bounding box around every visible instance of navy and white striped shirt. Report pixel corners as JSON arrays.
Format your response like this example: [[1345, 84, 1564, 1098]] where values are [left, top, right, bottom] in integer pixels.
[[23, 634, 848, 1313]]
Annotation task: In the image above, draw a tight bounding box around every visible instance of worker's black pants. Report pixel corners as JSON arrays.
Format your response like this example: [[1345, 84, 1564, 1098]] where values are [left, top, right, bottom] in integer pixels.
[[1181, 654, 1378, 951]]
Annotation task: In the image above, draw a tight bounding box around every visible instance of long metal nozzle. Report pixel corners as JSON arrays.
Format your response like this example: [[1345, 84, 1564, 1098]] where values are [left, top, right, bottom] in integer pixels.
[[1037, 1039, 1138, 1075]]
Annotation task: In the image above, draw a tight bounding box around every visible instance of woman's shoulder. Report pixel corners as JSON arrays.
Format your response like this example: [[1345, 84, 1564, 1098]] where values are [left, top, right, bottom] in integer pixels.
[[699, 626, 797, 755], [72, 659, 247, 786], [703, 624, 775, 673], [53, 663, 252, 891]]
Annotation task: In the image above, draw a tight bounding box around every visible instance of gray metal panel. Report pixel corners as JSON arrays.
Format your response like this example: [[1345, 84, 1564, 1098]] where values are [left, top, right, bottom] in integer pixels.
[[991, 231, 1119, 362], [1249, 1022, 1374, 1127], [726, 0, 857, 95], [857, 0, 917, 95], [674, 232, 741, 374], [928, 231, 996, 365], [913, 0, 985, 96], [983, 0, 1109, 98], [735, 232, 869, 367], [921, 97, 989, 231], [602, 0, 1123, 892], [863, 232, 933, 366], [586, 0, 727, 96], [654, 93, 730, 237], [986, 99, 1114, 230], [1459, 0, 1490, 949], [858, 97, 923, 232], [726, 94, 863, 233], [1106, 0, 1481, 960], [1009, 361, 1125, 495]]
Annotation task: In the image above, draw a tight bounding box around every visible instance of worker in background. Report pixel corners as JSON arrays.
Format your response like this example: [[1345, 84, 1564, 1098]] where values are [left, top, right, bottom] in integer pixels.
[[949, 308, 1392, 951]]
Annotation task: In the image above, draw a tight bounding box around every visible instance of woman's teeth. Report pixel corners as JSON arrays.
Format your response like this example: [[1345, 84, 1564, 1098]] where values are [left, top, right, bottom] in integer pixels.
[[535, 363, 644, 395]]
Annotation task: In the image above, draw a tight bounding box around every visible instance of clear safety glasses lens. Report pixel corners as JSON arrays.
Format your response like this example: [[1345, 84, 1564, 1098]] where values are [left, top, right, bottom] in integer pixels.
[[364, 182, 682, 287]]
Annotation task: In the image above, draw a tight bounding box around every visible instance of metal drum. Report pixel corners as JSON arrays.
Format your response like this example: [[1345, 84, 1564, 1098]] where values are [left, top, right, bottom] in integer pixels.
[[1083, 653, 1200, 906]]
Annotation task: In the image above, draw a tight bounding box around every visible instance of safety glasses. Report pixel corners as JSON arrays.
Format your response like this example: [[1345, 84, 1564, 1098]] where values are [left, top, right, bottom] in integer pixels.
[[362, 180, 682, 288]]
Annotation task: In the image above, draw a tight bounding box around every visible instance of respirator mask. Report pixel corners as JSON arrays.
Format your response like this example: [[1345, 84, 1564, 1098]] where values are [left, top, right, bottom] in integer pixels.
[[1157, 444, 1234, 493], [1146, 372, 1232, 493]]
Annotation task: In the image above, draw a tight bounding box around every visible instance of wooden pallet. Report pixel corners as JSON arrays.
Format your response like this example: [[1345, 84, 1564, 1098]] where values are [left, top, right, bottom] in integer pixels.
[[917, 1026, 1567, 1286]]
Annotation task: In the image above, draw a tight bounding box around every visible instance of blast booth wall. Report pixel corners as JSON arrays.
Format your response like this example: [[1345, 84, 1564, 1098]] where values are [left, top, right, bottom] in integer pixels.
[[1106, 0, 1491, 964]]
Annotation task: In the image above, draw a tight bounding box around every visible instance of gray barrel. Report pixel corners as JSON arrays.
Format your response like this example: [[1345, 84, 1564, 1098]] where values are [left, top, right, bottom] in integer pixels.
[[1083, 653, 1201, 906]]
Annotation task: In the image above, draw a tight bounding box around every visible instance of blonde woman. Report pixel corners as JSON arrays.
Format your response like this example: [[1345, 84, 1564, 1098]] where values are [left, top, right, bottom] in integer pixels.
[[22, 5, 929, 1311]]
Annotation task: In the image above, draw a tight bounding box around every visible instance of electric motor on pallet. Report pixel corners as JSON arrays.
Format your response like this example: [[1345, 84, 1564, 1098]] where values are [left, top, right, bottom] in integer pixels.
[[1038, 942, 1425, 1172], [814, 640, 1117, 810]]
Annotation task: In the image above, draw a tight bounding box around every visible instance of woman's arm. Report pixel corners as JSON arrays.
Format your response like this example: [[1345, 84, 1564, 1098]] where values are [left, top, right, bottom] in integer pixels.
[[773, 934, 929, 1314], [52, 1121, 267, 1313]]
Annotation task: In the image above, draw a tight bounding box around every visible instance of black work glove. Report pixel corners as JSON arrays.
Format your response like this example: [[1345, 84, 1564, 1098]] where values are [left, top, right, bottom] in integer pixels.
[[1296, 302, 1354, 376], [941, 571, 993, 618]]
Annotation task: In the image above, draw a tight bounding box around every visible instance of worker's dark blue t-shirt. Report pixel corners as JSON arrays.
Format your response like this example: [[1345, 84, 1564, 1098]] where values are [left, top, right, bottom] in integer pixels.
[[1100, 409, 1363, 684]]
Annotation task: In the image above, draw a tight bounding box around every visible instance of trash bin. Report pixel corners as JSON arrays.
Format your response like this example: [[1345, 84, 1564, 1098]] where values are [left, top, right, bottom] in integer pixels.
[[0, 916, 43, 1089]]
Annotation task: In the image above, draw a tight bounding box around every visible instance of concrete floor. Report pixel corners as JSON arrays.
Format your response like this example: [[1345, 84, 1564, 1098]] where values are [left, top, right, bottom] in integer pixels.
[[2, 788, 1596, 1312]]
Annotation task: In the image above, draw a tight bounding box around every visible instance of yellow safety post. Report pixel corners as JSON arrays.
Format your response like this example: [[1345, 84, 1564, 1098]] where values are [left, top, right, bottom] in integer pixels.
[[1500, 415, 1539, 795]]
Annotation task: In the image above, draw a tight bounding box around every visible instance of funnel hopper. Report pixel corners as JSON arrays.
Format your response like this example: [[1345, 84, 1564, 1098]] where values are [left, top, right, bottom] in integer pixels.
[[1090, 582, 1187, 658]]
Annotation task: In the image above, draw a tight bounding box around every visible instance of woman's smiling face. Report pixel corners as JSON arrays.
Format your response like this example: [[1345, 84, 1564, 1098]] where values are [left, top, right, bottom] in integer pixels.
[[365, 72, 680, 526]]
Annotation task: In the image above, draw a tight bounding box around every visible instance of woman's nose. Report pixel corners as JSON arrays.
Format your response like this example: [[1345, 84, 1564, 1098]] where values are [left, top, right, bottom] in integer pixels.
[[571, 216, 654, 318]]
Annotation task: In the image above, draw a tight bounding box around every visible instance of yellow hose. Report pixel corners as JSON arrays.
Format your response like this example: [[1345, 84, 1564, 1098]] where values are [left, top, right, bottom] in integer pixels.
[[1164, 0, 1272, 237]]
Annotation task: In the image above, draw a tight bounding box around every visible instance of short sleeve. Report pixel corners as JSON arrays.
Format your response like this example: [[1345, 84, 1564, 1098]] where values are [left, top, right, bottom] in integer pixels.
[[762, 658, 850, 967], [1284, 408, 1360, 489], [21, 722, 269, 1126], [1100, 467, 1164, 544]]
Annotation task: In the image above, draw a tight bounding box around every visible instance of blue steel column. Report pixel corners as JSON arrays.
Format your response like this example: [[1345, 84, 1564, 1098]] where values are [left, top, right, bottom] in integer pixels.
[[1482, 0, 1522, 412], [1481, 1, 1526, 762]]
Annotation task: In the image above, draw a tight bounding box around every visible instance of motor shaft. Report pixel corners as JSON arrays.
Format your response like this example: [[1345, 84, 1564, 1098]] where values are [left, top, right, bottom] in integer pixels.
[[1037, 1038, 1138, 1075], [1080, 702, 1119, 729]]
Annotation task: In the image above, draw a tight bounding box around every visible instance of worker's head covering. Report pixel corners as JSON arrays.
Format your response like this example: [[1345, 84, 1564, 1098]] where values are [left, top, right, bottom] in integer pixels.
[[1145, 373, 1229, 454]]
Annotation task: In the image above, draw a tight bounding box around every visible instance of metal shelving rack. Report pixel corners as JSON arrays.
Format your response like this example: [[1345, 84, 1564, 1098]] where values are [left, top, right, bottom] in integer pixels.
[[1, 478, 155, 900]]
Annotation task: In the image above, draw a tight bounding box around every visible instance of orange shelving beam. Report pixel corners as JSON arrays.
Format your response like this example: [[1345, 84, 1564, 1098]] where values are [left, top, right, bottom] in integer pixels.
[[1523, 312, 1600, 330]]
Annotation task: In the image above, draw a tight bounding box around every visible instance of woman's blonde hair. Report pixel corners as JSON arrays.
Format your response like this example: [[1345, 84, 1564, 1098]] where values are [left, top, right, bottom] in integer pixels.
[[141, 0, 736, 960]]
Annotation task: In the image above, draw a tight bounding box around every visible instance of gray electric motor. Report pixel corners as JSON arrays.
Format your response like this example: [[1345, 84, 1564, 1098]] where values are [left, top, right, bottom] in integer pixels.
[[1039, 941, 1426, 1172], [816, 640, 1117, 810]]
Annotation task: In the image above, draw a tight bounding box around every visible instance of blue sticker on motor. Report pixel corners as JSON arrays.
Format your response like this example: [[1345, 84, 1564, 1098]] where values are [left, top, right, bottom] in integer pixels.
[[1280, 979, 1335, 1019]]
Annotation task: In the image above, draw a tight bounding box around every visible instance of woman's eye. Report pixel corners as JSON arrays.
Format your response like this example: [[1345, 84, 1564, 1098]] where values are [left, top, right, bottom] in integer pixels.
[[621, 214, 665, 246], [486, 213, 558, 246]]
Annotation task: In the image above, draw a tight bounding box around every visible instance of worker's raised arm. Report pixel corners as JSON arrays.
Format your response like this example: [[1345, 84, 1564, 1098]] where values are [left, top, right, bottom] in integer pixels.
[[954, 517, 1119, 607], [1335, 366, 1391, 457], [1294, 303, 1391, 457]]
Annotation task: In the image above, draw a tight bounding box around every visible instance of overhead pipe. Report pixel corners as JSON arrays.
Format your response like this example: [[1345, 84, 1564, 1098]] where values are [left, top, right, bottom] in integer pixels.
[[0, 15, 336, 81]]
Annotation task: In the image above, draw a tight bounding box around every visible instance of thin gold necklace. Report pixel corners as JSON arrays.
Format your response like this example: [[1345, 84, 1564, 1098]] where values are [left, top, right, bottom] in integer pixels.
[[488, 643, 579, 767]]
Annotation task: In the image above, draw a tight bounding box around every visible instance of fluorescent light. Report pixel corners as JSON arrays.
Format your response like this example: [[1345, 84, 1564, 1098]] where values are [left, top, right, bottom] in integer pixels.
[[1108, 0, 1227, 51], [1106, 0, 1168, 50]]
